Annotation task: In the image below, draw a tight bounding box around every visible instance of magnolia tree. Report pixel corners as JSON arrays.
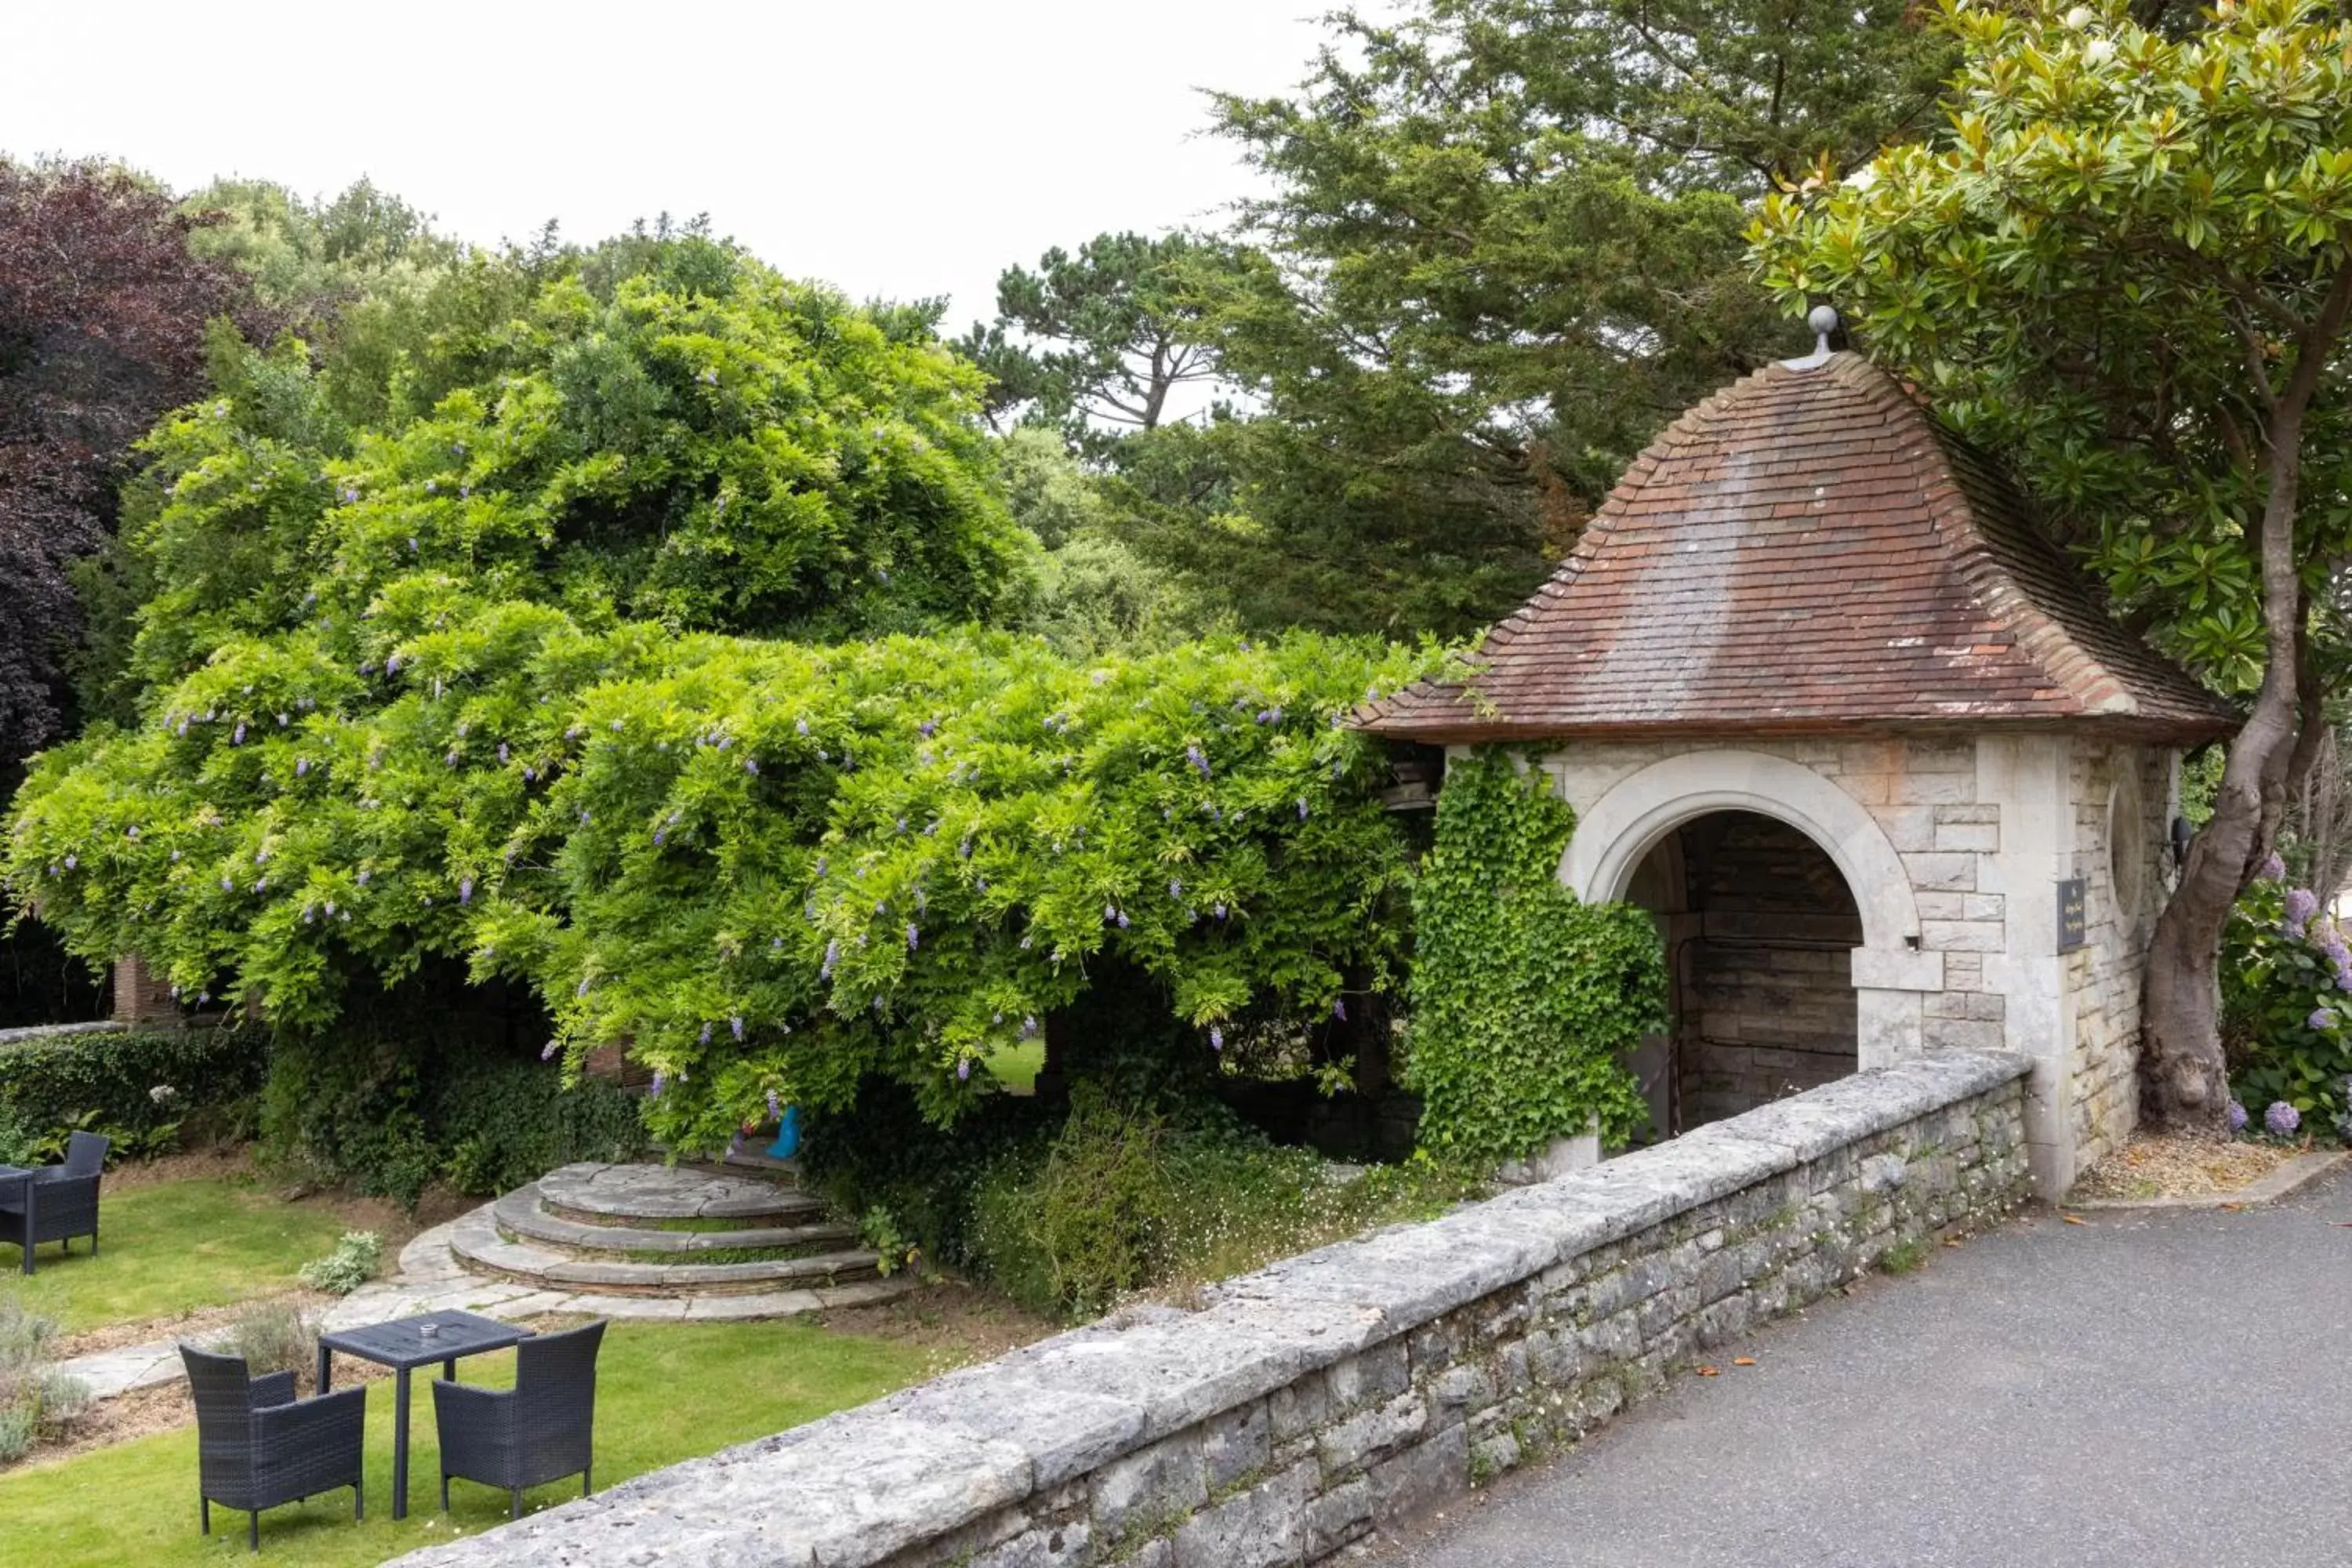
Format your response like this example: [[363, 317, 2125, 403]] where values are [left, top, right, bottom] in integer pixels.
[[1753, 0, 2352, 1127]]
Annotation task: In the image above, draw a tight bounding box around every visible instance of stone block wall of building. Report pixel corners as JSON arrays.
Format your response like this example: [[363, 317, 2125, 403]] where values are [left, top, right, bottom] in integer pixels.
[[386, 1052, 2031, 1568], [2064, 743, 2167, 1171], [1537, 731, 2170, 1195]]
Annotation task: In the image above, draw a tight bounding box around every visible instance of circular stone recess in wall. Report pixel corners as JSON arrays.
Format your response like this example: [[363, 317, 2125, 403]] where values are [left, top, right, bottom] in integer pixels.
[[2109, 764, 2148, 929]]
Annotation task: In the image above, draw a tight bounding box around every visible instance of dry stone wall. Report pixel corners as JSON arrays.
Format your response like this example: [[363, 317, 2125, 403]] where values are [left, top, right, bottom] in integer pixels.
[[388, 1051, 2031, 1568]]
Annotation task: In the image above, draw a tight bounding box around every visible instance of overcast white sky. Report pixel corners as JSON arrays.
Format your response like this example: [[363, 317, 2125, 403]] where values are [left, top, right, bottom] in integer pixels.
[[5, 0, 1341, 332]]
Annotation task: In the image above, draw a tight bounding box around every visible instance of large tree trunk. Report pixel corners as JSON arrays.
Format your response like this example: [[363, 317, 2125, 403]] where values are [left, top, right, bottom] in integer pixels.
[[2142, 272, 2352, 1128]]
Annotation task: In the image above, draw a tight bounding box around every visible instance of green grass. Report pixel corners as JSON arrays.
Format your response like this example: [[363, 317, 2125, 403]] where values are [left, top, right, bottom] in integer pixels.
[[982, 1037, 1045, 1095], [0, 1319, 936, 1566], [5, 1178, 353, 1335]]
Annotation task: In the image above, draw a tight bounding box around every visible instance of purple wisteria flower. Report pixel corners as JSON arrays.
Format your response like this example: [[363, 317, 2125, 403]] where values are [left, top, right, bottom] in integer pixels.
[[1186, 744, 1211, 779], [2259, 851, 2288, 881], [2265, 1101, 2300, 1136], [1209, 1025, 1225, 1052], [1297, 798, 1309, 820], [906, 924, 920, 951], [498, 742, 510, 764], [649, 1072, 666, 1098], [1334, 998, 1348, 1021], [231, 721, 247, 745], [822, 939, 840, 978], [2312, 1008, 2340, 1032], [2285, 887, 2319, 937], [745, 757, 759, 775], [459, 877, 474, 904], [797, 717, 810, 735], [919, 719, 937, 738], [766, 1088, 782, 1120], [1169, 879, 1183, 898], [295, 757, 310, 778], [543, 1040, 561, 1061], [1021, 1015, 1039, 1038], [956, 1058, 971, 1081], [699, 1022, 713, 1045]]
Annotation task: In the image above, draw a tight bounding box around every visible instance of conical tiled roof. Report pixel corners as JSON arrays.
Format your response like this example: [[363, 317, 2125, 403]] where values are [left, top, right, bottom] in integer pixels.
[[1355, 353, 2237, 744]]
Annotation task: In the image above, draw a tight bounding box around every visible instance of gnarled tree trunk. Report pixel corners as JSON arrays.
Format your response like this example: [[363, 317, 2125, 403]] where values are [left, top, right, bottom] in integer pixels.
[[2141, 271, 2352, 1128]]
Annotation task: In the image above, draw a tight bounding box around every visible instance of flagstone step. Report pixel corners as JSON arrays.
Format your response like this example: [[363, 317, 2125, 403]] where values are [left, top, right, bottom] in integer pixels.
[[533, 1160, 827, 1226], [491, 1187, 862, 1258], [452, 1214, 889, 1298]]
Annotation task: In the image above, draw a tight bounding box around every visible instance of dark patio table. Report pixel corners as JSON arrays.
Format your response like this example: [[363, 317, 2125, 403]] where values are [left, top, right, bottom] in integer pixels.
[[318, 1308, 528, 1519], [0, 1167, 30, 1275]]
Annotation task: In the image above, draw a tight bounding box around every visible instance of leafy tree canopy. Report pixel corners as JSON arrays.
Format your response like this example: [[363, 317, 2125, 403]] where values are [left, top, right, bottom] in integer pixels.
[[0, 158, 261, 769], [1136, 0, 1955, 637]]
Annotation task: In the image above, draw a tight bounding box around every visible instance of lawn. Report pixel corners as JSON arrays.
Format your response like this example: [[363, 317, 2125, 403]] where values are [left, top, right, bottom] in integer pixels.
[[0, 1318, 935, 1566], [5, 1175, 354, 1334]]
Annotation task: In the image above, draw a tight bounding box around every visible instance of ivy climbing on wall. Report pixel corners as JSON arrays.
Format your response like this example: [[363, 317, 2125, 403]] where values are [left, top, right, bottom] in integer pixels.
[[1405, 750, 1668, 1163]]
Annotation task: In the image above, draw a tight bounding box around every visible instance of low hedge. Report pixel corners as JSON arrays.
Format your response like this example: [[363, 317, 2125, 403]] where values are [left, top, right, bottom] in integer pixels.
[[0, 1022, 269, 1163]]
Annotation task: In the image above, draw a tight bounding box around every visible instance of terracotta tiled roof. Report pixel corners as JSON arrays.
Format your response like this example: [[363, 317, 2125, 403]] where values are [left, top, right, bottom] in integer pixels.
[[1355, 353, 2238, 745]]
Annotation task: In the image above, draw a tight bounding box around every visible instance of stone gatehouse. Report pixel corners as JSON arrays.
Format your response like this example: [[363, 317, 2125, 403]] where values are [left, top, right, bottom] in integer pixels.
[[1359, 347, 2236, 1196]]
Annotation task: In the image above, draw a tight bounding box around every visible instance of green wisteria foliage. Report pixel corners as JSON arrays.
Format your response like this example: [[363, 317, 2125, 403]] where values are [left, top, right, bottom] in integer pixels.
[[9, 630, 1436, 1151], [7, 237, 1446, 1152]]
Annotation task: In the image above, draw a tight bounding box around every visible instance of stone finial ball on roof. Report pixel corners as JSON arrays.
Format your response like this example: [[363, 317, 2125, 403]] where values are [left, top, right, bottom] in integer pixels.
[[1806, 303, 1841, 339]]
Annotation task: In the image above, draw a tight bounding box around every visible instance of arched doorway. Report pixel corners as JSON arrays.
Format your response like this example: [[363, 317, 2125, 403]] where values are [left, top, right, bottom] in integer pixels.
[[1623, 811, 1863, 1136], [1555, 748, 1934, 1140]]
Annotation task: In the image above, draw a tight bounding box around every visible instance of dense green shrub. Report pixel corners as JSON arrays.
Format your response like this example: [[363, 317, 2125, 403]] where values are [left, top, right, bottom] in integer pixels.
[[1405, 753, 1667, 1162], [0, 1022, 267, 1163], [821, 1079, 1475, 1322], [260, 1022, 645, 1207], [2223, 868, 2352, 1139]]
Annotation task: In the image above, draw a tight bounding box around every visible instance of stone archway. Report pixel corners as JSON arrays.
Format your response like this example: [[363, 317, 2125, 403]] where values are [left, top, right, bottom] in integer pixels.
[[1555, 749, 1938, 1071]]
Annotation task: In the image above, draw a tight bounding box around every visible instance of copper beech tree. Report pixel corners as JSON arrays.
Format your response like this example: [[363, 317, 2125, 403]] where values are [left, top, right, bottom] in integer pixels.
[[1753, 0, 2352, 1126]]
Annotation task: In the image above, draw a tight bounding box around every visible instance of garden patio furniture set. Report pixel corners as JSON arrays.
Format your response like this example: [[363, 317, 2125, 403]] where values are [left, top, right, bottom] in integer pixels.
[[5, 1125, 608, 1548], [181, 1312, 605, 1550], [0, 1127, 108, 1275]]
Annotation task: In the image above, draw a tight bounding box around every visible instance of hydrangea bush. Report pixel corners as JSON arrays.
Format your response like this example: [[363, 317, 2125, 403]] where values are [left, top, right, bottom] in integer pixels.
[[2220, 868, 2352, 1140]]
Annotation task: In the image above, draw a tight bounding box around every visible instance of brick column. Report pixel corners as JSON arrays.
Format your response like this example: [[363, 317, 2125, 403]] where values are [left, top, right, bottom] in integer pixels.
[[111, 954, 183, 1027]]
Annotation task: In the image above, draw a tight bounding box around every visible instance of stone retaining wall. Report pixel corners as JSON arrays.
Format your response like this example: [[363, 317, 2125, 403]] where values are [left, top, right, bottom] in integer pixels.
[[391, 1051, 2031, 1568]]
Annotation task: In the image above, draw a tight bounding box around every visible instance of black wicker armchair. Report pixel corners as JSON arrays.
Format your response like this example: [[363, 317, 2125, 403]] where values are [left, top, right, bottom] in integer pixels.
[[433, 1319, 604, 1519], [0, 1128, 108, 1276], [182, 1345, 368, 1551]]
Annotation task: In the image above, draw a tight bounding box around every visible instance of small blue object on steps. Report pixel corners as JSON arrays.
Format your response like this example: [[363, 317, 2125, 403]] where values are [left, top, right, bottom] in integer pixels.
[[766, 1104, 802, 1160]]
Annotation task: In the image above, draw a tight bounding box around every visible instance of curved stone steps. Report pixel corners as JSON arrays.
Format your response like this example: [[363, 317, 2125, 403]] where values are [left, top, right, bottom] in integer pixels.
[[452, 1218, 890, 1298], [534, 1160, 828, 1226], [491, 1188, 861, 1258]]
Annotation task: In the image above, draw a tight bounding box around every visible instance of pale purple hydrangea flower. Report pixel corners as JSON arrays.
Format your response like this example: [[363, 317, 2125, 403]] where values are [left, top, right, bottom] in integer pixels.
[[2259, 851, 2288, 880], [2285, 887, 2319, 937], [2312, 1008, 2339, 1032], [2265, 1101, 2300, 1136]]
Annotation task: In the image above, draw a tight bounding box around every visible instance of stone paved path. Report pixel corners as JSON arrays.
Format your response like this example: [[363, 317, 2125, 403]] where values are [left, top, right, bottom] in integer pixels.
[[1370, 1165, 2352, 1568]]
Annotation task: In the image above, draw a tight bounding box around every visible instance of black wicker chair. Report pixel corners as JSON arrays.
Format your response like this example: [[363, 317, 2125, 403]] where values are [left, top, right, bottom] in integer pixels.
[[0, 1129, 108, 1276], [181, 1344, 367, 1551], [434, 1319, 604, 1519]]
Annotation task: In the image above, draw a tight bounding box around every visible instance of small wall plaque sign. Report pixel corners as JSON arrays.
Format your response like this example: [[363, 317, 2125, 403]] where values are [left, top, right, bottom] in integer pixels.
[[2056, 877, 2087, 953]]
